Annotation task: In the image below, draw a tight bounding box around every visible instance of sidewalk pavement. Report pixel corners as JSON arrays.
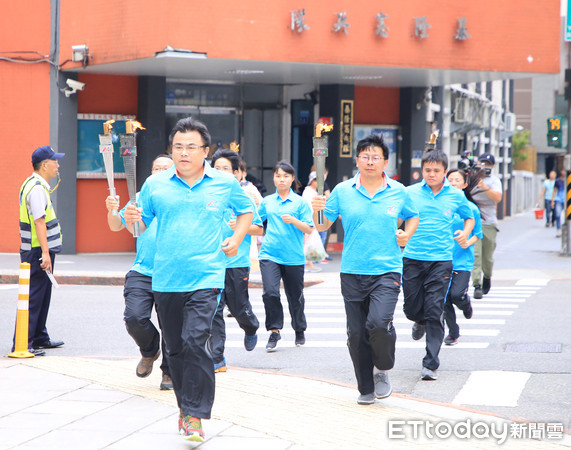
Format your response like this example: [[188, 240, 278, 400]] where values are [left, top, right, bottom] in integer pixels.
[[1, 212, 570, 448]]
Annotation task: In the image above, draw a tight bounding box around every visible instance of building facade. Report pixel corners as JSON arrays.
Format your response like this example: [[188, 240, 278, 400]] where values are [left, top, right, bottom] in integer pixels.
[[0, 0, 560, 253]]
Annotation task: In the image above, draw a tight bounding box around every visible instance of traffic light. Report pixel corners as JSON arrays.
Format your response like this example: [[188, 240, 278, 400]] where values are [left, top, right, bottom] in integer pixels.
[[547, 115, 566, 148]]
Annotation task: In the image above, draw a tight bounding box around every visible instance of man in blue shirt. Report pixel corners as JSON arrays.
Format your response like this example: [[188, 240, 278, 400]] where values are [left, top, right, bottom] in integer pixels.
[[209, 148, 263, 372], [105, 154, 174, 391], [403, 148, 474, 381], [124, 118, 253, 443], [312, 134, 419, 405]]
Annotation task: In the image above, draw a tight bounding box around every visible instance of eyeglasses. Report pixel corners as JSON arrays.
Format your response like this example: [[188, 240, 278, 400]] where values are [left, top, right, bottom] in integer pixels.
[[172, 144, 207, 153], [357, 154, 384, 163]]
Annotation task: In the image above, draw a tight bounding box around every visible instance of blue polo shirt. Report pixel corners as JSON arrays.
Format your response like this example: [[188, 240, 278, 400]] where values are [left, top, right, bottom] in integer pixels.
[[452, 201, 483, 271], [324, 173, 418, 275], [258, 189, 314, 266], [138, 162, 254, 292], [403, 179, 474, 262], [223, 200, 263, 269], [119, 193, 155, 277]]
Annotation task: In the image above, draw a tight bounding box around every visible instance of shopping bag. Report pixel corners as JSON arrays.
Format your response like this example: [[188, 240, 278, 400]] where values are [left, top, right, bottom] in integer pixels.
[[304, 229, 326, 262]]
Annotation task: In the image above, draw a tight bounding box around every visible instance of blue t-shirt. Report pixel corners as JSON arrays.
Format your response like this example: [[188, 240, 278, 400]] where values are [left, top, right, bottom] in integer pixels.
[[403, 179, 474, 262], [138, 163, 254, 292], [452, 201, 483, 271], [257, 189, 314, 266], [223, 199, 263, 269], [324, 173, 418, 275], [119, 193, 155, 278]]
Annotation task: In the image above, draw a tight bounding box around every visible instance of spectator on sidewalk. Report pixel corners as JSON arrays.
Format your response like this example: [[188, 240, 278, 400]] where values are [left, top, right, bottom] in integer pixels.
[[258, 161, 314, 352], [470, 153, 502, 299], [105, 154, 174, 391], [443, 169, 483, 346], [15, 146, 66, 356], [209, 149, 263, 373], [312, 134, 419, 404], [537, 170, 557, 228], [403, 147, 474, 381], [123, 117, 254, 443], [551, 169, 566, 238]]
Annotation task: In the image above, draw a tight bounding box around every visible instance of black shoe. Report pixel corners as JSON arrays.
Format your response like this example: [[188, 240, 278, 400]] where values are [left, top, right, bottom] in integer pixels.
[[266, 331, 281, 352], [463, 304, 473, 319], [295, 331, 305, 347], [482, 277, 491, 295], [411, 322, 425, 340], [29, 348, 46, 356], [33, 340, 64, 349], [473, 285, 483, 299]]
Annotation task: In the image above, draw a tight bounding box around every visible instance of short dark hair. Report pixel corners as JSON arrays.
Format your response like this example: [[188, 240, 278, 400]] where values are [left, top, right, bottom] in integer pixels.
[[168, 117, 211, 148], [239, 159, 248, 172], [356, 134, 389, 160], [421, 148, 448, 170], [152, 153, 172, 163], [211, 149, 241, 172]]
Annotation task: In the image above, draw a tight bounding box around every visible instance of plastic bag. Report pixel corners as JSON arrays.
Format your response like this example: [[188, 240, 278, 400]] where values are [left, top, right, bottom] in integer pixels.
[[304, 229, 326, 262]]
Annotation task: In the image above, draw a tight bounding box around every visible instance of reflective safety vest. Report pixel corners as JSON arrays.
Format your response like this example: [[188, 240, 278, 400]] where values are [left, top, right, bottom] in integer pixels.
[[19, 176, 62, 253]]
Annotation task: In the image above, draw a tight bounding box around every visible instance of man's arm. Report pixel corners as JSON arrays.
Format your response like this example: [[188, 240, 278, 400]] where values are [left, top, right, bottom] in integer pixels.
[[311, 195, 334, 232], [222, 212, 253, 257], [105, 196, 124, 231], [123, 204, 148, 235], [454, 218, 475, 247], [396, 217, 419, 247], [34, 217, 52, 272], [477, 179, 502, 203]]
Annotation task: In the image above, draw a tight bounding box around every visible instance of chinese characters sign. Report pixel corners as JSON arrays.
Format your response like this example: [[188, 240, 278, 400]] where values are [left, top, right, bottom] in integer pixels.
[[340, 100, 354, 158], [288, 11, 470, 41]]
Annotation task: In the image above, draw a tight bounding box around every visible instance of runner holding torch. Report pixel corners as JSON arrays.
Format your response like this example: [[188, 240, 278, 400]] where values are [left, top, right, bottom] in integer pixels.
[[121, 120, 145, 237], [313, 122, 333, 224], [99, 120, 117, 215]]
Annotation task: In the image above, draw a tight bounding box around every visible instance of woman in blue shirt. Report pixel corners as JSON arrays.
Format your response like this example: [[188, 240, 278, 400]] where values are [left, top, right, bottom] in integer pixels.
[[258, 161, 314, 352], [444, 169, 483, 346]]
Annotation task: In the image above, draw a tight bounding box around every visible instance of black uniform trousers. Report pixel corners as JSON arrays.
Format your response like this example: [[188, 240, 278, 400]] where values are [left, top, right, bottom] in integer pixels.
[[402, 258, 453, 371], [210, 267, 260, 364], [123, 270, 170, 376], [341, 272, 401, 395], [154, 289, 220, 419], [443, 270, 471, 340], [259, 260, 307, 332], [15, 247, 55, 349]]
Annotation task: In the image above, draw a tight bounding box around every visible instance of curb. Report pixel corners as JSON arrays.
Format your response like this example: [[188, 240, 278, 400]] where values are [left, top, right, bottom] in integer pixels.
[[0, 273, 323, 288]]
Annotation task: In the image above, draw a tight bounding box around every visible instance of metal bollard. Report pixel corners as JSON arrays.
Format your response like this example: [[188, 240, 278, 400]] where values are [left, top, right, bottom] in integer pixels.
[[8, 263, 34, 358]]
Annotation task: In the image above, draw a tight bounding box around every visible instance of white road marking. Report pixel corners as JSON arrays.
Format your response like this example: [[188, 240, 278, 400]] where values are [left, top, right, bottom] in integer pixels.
[[453, 371, 531, 406]]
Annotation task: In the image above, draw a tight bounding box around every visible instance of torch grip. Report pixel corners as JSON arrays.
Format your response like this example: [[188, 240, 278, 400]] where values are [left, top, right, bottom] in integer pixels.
[[109, 187, 118, 216], [133, 221, 140, 238], [318, 210, 324, 225]]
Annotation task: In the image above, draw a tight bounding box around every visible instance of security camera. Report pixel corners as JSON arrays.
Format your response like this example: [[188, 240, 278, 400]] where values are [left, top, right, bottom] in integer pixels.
[[66, 79, 85, 91], [62, 79, 86, 97]]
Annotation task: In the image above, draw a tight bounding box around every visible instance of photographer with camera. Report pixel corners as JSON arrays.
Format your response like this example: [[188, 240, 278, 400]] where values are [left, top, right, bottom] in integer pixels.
[[469, 153, 502, 299]]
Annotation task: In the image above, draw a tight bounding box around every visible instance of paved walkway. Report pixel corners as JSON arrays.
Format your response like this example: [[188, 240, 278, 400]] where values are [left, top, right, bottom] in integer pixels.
[[0, 211, 569, 448]]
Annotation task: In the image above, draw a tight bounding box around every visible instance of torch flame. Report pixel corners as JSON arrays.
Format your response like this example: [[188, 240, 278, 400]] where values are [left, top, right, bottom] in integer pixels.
[[229, 141, 240, 152], [428, 129, 439, 145], [126, 120, 146, 134], [315, 123, 334, 137], [103, 119, 115, 134]]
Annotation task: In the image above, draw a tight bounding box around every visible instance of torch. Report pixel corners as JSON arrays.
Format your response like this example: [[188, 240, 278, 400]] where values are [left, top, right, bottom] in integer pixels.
[[120, 120, 145, 237], [99, 120, 117, 215], [313, 122, 334, 225]]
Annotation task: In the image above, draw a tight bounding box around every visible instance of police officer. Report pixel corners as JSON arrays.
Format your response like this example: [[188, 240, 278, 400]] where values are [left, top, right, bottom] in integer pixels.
[[16, 146, 65, 355]]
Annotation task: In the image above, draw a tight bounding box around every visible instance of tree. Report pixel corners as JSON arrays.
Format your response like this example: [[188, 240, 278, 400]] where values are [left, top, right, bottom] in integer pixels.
[[512, 129, 530, 163]]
